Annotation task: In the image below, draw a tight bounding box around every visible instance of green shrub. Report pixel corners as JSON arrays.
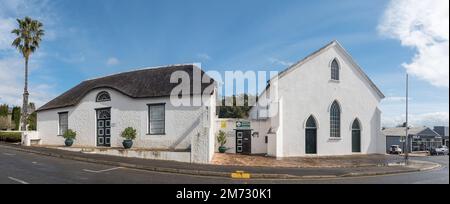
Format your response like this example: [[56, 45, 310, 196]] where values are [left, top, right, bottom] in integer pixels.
[[121, 127, 137, 140], [63, 129, 77, 140], [0, 132, 22, 143]]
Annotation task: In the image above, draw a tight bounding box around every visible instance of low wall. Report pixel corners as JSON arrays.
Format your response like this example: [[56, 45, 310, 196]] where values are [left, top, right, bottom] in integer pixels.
[[20, 131, 41, 146], [53, 147, 192, 163]]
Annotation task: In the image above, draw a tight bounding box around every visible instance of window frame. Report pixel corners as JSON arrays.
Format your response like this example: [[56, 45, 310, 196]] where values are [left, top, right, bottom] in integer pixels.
[[96, 91, 111, 102], [330, 101, 341, 138], [58, 111, 69, 136], [331, 59, 340, 81], [147, 103, 166, 135]]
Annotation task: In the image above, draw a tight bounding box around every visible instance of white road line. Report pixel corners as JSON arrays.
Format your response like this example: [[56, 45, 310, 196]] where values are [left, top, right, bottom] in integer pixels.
[[8, 177, 29, 184], [2, 153, 16, 156], [83, 167, 123, 173]]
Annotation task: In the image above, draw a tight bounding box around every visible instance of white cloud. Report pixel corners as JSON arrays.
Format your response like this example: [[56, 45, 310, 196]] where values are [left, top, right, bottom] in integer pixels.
[[0, 56, 54, 107], [0, 18, 16, 51], [106, 57, 120, 66], [269, 57, 293, 67], [197, 53, 212, 61], [0, 0, 57, 107], [378, 0, 449, 88], [383, 96, 412, 103], [382, 112, 449, 128]]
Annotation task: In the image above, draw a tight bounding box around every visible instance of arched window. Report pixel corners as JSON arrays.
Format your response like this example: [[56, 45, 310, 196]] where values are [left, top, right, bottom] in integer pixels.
[[352, 119, 361, 130], [331, 59, 340, 80], [96, 91, 111, 102], [306, 116, 317, 129], [330, 101, 341, 138]]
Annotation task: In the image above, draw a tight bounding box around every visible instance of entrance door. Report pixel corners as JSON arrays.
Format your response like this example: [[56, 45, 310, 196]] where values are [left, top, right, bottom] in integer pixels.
[[97, 108, 111, 147], [305, 129, 317, 154], [352, 119, 361, 153], [305, 116, 317, 154], [236, 130, 251, 154]]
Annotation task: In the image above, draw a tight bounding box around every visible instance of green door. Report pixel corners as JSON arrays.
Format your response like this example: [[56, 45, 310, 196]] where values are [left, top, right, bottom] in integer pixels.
[[305, 129, 317, 154], [352, 130, 361, 152], [352, 120, 361, 153]]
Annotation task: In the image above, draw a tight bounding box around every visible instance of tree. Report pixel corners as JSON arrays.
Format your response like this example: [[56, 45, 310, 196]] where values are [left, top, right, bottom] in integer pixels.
[[0, 104, 8, 117], [27, 103, 37, 131], [217, 94, 256, 118], [11, 107, 21, 130], [11, 16, 44, 131]]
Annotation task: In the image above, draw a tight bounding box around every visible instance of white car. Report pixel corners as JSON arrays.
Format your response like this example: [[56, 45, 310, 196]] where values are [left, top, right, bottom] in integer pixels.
[[389, 145, 402, 154], [431, 146, 449, 156]]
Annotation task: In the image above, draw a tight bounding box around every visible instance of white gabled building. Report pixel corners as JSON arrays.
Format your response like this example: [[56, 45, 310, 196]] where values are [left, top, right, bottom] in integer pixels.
[[247, 40, 386, 157], [36, 64, 217, 164]]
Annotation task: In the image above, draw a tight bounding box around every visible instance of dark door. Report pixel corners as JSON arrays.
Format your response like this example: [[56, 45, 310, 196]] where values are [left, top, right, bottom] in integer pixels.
[[97, 108, 111, 147], [305, 129, 317, 154], [236, 130, 251, 154], [352, 130, 361, 152], [352, 120, 361, 153]]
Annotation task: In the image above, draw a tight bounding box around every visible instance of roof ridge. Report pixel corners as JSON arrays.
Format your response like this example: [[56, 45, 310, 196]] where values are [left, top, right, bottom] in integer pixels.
[[84, 63, 197, 82]]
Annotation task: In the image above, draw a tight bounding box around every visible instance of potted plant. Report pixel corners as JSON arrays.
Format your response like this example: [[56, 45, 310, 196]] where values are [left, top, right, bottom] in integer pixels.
[[121, 127, 137, 149], [217, 130, 228, 153], [63, 129, 76, 147]]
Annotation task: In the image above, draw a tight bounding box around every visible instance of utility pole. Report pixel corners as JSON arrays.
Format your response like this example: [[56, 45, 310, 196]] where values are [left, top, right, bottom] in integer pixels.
[[405, 74, 409, 165]]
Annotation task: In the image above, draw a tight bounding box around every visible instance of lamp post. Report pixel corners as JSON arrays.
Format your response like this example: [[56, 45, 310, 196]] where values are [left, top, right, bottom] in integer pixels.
[[405, 74, 409, 165]]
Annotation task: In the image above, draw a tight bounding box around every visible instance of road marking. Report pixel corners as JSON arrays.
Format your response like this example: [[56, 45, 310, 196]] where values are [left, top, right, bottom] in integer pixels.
[[2, 153, 15, 156], [83, 167, 123, 173], [8, 177, 29, 184]]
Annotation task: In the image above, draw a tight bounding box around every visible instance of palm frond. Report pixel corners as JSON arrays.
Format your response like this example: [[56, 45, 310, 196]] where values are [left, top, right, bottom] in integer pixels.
[[11, 17, 45, 57]]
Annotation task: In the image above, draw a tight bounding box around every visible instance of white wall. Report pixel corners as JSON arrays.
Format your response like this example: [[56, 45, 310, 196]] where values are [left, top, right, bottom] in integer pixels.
[[214, 118, 269, 155], [37, 88, 215, 163], [274, 45, 383, 157]]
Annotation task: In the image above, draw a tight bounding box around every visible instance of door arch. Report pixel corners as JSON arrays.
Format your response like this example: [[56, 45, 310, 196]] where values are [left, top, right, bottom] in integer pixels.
[[305, 116, 317, 154], [352, 119, 361, 153]]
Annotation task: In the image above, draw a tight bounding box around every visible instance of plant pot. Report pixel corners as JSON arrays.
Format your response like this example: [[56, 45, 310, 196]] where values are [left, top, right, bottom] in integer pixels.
[[219, 146, 227, 153], [123, 140, 133, 149], [65, 139, 74, 147]]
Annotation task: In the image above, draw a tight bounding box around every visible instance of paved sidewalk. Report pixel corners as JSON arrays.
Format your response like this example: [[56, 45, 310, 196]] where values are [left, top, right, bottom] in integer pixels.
[[0, 143, 440, 179], [213, 153, 405, 168]]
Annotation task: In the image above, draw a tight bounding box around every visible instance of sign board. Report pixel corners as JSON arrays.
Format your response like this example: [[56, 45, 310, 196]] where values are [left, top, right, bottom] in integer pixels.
[[236, 121, 251, 129], [220, 121, 227, 129]]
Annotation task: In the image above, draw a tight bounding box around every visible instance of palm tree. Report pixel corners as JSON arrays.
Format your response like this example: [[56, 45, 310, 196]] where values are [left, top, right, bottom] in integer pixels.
[[11, 17, 44, 131]]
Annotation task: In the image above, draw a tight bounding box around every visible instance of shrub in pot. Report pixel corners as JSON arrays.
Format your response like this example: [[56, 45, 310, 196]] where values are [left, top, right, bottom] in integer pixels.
[[63, 129, 76, 147], [217, 130, 228, 153], [121, 127, 137, 149]]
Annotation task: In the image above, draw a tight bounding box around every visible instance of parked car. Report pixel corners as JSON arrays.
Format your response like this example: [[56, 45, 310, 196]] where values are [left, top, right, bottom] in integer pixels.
[[389, 145, 403, 154], [430, 146, 449, 156]]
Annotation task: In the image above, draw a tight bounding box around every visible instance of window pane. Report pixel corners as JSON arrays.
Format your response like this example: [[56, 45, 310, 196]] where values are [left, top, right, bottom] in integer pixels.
[[149, 104, 165, 134], [59, 113, 68, 135], [330, 101, 341, 138], [150, 106, 164, 120]]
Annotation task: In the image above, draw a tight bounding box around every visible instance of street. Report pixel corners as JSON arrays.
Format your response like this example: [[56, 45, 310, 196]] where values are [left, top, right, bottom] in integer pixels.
[[0, 147, 448, 184]]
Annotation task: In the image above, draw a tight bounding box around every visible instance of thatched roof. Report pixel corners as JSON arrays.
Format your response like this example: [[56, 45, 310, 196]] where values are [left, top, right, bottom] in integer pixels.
[[37, 64, 215, 112]]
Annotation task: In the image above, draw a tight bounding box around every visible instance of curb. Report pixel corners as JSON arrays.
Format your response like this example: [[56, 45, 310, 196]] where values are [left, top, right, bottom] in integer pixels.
[[0, 144, 441, 180]]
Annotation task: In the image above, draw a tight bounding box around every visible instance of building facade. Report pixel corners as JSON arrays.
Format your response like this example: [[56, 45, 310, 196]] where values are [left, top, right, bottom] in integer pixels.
[[245, 41, 386, 157], [36, 65, 217, 164], [433, 126, 449, 147], [383, 127, 443, 153]]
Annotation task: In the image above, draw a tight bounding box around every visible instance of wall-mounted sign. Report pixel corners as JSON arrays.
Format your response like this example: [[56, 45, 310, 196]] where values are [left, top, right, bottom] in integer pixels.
[[236, 121, 251, 129], [221, 121, 227, 129]]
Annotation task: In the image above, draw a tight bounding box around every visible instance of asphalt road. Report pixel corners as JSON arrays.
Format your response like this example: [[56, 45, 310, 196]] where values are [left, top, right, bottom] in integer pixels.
[[0, 147, 448, 184]]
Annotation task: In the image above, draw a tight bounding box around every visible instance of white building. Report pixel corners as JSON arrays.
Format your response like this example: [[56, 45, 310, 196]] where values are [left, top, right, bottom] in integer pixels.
[[36, 64, 217, 164], [243, 40, 386, 157]]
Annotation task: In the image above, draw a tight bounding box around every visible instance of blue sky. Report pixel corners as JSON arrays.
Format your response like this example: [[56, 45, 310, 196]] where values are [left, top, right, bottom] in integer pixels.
[[0, 0, 448, 127]]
